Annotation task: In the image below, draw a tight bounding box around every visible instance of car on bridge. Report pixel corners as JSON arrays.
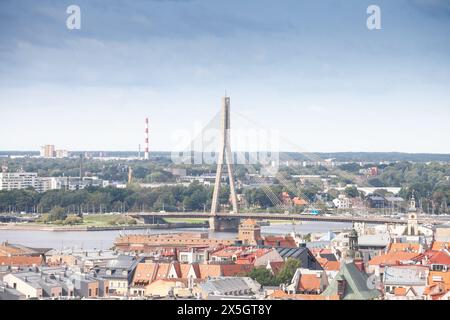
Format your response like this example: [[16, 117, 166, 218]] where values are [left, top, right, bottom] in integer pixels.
[[301, 208, 321, 215]]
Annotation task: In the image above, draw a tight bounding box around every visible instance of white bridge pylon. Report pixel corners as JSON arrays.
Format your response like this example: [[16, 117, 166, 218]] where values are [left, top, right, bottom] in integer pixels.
[[210, 96, 239, 215]]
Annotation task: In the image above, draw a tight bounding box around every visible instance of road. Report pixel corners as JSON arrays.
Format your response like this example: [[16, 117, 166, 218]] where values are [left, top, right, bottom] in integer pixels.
[[130, 212, 447, 225]]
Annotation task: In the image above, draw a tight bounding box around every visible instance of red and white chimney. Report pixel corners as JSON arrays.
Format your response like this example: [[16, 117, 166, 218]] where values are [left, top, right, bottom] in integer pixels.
[[144, 117, 149, 160]]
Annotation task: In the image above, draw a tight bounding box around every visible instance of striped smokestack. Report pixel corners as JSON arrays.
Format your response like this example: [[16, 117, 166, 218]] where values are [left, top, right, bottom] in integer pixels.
[[144, 117, 149, 160]]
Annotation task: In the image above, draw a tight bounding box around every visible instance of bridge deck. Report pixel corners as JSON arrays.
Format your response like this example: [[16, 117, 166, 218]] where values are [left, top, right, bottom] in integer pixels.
[[130, 212, 442, 225]]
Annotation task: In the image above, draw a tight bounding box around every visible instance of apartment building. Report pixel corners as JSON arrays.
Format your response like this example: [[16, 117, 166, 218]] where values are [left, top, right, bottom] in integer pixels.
[[40, 145, 56, 158], [0, 172, 52, 193]]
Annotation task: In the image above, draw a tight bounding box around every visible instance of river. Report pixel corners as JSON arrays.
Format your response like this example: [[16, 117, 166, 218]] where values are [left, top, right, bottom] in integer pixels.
[[0, 221, 351, 250]]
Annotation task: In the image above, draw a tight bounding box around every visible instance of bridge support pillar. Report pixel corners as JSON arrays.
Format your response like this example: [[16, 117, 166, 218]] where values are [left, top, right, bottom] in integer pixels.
[[209, 216, 240, 232], [140, 215, 167, 225]]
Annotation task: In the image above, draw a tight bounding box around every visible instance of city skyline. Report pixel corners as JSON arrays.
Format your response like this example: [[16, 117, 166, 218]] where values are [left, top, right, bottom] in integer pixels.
[[1, 0, 450, 153]]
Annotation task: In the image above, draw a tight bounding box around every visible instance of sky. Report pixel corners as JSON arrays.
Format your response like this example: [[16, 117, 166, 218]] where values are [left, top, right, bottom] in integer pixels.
[[0, 0, 449, 153]]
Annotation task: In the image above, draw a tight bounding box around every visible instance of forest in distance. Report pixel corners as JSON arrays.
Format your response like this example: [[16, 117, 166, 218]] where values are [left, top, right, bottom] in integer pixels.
[[2, 151, 450, 162], [0, 157, 449, 216]]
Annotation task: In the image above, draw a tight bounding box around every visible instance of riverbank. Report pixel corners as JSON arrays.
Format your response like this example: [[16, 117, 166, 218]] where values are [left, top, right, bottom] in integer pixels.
[[0, 221, 352, 250], [0, 221, 209, 232]]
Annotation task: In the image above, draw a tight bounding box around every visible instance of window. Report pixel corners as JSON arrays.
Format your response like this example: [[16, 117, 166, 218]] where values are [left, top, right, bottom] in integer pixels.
[[432, 264, 445, 272], [89, 289, 92, 296], [337, 280, 346, 298]]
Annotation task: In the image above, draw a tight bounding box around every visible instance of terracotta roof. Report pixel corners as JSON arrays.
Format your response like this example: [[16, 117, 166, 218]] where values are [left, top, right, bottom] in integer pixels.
[[221, 264, 253, 277], [424, 283, 444, 295], [428, 270, 450, 291], [269, 290, 338, 300], [431, 242, 450, 251], [293, 197, 308, 206], [133, 262, 157, 284], [198, 264, 222, 278], [394, 287, 407, 296], [298, 274, 322, 292], [179, 264, 191, 278], [416, 250, 450, 266], [264, 236, 297, 248], [322, 261, 341, 271], [132, 262, 170, 284], [0, 256, 43, 266], [388, 243, 421, 253], [368, 252, 420, 266], [317, 248, 333, 255], [235, 248, 273, 264], [211, 247, 241, 258], [241, 219, 258, 226], [235, 257, 258, 265], [191, 263, 201, 278], [268, 261, 284, 275], [0, 243, 42, 256]]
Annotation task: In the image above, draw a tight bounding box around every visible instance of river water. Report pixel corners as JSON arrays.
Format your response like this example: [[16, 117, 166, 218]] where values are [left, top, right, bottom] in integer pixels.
[[0, 221, 351, 250]]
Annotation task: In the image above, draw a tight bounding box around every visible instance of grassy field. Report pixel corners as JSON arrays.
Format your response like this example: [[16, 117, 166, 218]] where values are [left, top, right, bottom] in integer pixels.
[[163, 217, 208, 224], [82, 214, 123, 226]]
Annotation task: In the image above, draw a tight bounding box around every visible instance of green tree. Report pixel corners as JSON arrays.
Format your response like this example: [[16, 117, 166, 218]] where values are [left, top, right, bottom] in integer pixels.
[[48, 206, 67, 222], [275, 258, 300, 284], [63, 215, 83, 225], [344, 186, 359, 198], [247, 267, 277, 286]]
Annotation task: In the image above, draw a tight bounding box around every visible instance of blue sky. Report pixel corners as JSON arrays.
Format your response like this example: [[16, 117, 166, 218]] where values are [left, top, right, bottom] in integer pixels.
[[0, 0, 449, 153]]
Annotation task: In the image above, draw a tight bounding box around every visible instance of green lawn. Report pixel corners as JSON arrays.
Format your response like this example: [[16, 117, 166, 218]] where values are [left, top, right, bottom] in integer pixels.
[[82, 214, 124, 226], [163, 218, 208, 224]]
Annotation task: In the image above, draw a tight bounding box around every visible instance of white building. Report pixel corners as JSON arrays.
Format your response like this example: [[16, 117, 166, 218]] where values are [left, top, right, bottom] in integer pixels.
[[50, 177, 109, 191], [0, 172, 52, 193], [0, 173, 107, 193], [55, 150, 70, 158], [332, 195, 351, 209]]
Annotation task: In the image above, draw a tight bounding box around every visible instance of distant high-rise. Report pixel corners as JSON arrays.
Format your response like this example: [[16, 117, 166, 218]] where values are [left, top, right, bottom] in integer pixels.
[[40, 145, 55, 158], [144, 117, 149, 160], [40, 145, 69, 158]]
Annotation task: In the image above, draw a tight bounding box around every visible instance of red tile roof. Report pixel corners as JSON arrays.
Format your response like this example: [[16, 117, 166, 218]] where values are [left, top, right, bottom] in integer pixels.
[[293, 197, 308, 206], [269, 290, 338, 300], [368, 252, 420, 266], [264, 236, 297, 248], [267, 261, 284, 275], [297, 274, 321, 292], [387, 243, 421, 253], [221, 264, 253, 277], [0, 256, 43, 266], [322, 261, 340, 271], [431, 242, 450, 251]]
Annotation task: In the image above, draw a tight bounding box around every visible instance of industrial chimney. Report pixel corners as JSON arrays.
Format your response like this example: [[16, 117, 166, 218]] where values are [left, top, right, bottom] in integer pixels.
[[144, 117, 149, 160]]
